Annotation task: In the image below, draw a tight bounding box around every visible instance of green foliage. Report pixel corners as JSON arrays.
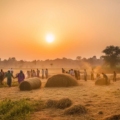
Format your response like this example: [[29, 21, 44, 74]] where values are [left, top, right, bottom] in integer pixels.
[[102, 46, 120, 68], [0, 99, 33, 120]]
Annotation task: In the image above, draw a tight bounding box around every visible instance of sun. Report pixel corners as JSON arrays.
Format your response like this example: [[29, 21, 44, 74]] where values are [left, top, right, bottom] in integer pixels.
[[46, 34, 55, 43]]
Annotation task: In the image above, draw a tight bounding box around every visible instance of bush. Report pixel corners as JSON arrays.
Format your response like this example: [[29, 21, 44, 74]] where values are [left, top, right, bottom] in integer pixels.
[[0, 99, 33, 120], [64, 104, 87, 115]]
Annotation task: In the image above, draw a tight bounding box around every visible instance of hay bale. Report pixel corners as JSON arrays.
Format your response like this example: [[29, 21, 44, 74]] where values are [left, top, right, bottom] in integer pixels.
[[64, 104, 87, 115], [95, 78, 110, 85], [45, 74, 79, 87], [19, 77, 41, 91], [104, 114, 120, 120]]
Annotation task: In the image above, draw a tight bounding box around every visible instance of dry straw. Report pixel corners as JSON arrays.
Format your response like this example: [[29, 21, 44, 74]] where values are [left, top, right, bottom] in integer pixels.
[[46, 98, 72, 109], [19, 77, 41, 91], [64, 104, 87, 115], [45, 74, 79, 87], [104, 114, 120, 120], [95, 78, 110, 85]]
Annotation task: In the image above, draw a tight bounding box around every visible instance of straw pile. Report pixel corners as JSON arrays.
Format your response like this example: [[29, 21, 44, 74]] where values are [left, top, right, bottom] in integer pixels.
[[95, 78, 110, 85], [45, 74, 79, 87], [19, 77, 41, 91], [104, 114, 120, 120]]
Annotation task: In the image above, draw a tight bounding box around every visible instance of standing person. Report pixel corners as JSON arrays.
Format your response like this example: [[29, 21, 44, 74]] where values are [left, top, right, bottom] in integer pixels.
[[91, 69, 94, 80], [0, 69, 5, 85], [37, 69, 40, 77], [113, 71, 117, 82], [45, 68, 48, 79], [5, 70, 14, 87], [102, 73, 109, 84], [16, 70, 25, 84], [42, 69, 44, 79], [84, 69, 87, 81], [62, 68, 65, 73], [31, 69, 33, 77], [70, 69, 75, 76], [74, 70, 78, 80], [77, 70, 80, 80], [33, 70, 36, 77]]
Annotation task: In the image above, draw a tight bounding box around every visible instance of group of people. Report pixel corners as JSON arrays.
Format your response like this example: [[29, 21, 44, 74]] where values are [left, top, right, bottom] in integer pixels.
[[0, 68, 49, 87], [26, 69, 48, 79], [62, 68, 117, 82]]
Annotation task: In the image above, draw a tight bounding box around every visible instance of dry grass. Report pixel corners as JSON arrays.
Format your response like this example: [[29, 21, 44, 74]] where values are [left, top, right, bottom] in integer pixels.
[[64, 104, 87, 115], [104, 114, 120, 120], [45, 74, 79, 87], [46, 98, 72, 109], [95, 78, 110, 85]]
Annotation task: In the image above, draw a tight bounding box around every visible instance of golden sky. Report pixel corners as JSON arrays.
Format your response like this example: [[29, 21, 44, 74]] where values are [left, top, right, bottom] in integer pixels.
[[0, 0, 120, 60]]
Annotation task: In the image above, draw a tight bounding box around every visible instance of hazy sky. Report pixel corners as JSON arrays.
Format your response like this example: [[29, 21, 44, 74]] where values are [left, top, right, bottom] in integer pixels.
[[0, 0, 120, 60]]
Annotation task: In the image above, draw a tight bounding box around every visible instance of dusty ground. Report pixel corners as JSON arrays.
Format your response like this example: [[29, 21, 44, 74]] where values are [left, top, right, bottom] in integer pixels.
[[0, 76, 120, 120]]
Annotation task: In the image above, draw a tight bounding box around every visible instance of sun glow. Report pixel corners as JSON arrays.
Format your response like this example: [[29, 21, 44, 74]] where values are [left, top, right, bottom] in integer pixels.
[[46, 34, 55, 43]]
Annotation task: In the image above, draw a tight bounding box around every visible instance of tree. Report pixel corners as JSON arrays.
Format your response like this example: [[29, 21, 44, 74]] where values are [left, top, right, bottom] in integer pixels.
[[76, 56, 81, 60], [102, 46, 120, 68]]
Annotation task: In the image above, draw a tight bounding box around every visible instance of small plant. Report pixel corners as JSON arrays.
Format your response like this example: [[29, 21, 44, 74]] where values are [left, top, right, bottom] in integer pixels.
[[64, 104, 87, 115], [0, 99, 33, 120]]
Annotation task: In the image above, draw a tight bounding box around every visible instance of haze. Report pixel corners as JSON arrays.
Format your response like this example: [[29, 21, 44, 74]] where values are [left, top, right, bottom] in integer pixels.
[[0, 0, 120, 60]]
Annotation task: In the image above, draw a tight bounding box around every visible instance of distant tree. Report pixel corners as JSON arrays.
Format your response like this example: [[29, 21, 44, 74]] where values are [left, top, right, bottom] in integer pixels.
[[102, 46, 120, 68], [50, 63, 53, 67], [76, 56, 81, 60]]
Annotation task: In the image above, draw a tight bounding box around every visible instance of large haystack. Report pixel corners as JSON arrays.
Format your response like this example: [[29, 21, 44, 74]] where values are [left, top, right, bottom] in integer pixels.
[[19, 77, 41, 91], [95, 78, 110, 85], [104, 114, 120, 120], [45, 74, 79, 87]]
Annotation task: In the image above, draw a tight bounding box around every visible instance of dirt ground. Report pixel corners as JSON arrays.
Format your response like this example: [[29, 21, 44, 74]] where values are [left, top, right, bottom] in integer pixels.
[[0, 75, 120, 120]]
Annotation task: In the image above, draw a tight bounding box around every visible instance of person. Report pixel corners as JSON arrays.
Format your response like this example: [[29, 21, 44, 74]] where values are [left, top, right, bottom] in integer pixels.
[[77, 70, 80, 80], [70, 69, 75, 76], [0, 69, 5, 85], [74, 70, 78, 80], [16, 70, 25, 84], [37, 69, 40, 77], [91, 69, 94, 80], [27, 70, 30, 78], [102, 73, 109, 84], [84, 69, 87, 81], [33, 70, 36, 77], [62, 68, 65, 73], [42, 69, 44, 79], [5, 70, 14, 87], [96, 73, 101, 80], [113, 71, 116, 82], [45, 69, 48, 79]]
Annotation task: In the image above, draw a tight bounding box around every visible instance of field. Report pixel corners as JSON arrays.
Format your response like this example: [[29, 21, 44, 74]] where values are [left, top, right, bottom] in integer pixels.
[[0, 68, 120, 120]]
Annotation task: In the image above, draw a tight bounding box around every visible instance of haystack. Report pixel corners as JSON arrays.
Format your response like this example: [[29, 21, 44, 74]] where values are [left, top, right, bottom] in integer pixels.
[[95, 78, 110, 85], [19, 77, 41, 91], [45, 74, 79, 87]]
